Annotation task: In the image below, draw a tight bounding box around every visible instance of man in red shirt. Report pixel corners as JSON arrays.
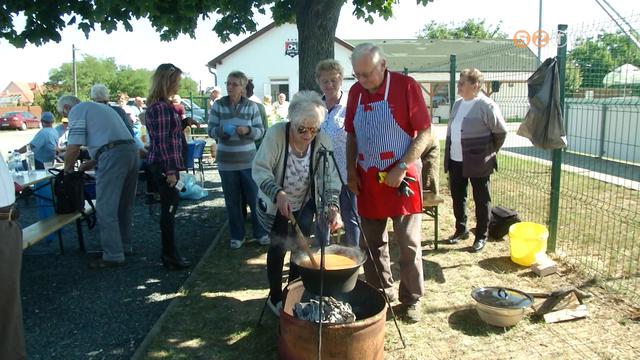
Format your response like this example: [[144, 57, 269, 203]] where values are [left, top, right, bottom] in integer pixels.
[[345, 43, 432, 323]]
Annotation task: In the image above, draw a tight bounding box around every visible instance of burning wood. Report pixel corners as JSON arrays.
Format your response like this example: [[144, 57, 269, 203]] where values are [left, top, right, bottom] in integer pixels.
[[293, 296, 356, 324]]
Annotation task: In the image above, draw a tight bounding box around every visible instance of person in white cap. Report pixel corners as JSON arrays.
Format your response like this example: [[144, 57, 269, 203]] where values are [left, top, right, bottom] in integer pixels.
[[55, 116, 69, 147], [17, 111, 59, 169], [0, 153, 27, 359], [209, 86, 222, 108]]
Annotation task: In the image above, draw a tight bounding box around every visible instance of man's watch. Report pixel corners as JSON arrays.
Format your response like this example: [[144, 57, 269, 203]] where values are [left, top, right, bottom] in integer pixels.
[[397, 161, 408, 171]]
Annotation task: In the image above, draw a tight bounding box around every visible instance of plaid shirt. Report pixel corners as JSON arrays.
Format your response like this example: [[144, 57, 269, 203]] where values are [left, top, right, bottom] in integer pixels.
[[146, 100, 185, 175]]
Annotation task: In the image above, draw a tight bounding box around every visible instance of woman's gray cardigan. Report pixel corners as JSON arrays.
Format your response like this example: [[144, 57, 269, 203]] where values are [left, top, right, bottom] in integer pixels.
[[444, 94, 508, 178], [252, 122, 341, 233]]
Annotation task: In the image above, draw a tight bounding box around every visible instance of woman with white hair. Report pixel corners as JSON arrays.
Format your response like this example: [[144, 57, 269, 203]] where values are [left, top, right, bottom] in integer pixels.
[[252, 90, 343, 316]]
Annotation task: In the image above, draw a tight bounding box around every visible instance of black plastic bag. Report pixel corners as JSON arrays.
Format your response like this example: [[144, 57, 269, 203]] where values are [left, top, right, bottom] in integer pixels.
[[489, 206, 521, 239], [517, 57, 567, 149]]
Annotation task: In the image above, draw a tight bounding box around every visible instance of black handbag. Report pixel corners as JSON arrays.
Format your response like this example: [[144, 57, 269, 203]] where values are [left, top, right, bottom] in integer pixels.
[[489, 206, 521, 239], [49, 169, 93, 214]]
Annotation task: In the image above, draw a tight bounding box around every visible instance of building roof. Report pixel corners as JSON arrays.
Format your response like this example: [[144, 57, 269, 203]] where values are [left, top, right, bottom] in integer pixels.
[[1, 81, 44, 104], [205, 22, 538, 74], [207, 22, 354, 69], [345, 39, 539, 73]]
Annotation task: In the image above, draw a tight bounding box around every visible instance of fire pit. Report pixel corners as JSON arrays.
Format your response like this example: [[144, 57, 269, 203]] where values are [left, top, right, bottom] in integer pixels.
[[278, 279, 387, 360]]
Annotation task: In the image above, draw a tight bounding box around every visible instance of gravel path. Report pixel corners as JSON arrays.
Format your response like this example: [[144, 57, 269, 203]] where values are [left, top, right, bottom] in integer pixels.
[[18, 165, 226, 360]]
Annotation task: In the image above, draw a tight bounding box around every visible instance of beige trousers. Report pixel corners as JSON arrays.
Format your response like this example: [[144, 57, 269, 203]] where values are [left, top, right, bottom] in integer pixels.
[[360, 214, 424, 305]]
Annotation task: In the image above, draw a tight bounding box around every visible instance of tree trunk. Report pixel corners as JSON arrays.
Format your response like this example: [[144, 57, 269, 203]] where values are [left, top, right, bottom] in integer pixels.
[[296, 0, 344, 93]]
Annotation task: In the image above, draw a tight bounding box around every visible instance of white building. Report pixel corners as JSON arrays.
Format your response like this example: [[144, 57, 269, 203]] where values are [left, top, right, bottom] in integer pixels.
[[207, 24, 538, 122], [207, 22, 356, 102]]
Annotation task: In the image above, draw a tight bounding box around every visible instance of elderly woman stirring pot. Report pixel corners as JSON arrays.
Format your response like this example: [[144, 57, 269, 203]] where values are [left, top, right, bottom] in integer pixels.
[[444, 68, 507, 252], [252, 90, 343, 316]]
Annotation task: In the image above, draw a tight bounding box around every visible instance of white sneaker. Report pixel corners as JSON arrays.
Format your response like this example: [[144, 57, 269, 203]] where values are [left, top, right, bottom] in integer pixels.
[[230, 239, 245, 249], [267, 297, 282, 317], [257, 235, 270, 246]]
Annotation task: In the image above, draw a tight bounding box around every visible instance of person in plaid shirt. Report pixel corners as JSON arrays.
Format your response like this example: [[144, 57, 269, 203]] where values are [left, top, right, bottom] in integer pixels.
[[146, 63, 198, 270]]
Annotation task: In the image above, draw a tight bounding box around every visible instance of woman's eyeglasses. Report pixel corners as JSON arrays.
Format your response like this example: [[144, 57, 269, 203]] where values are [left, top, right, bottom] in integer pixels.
[[297, 126, 320, 135]]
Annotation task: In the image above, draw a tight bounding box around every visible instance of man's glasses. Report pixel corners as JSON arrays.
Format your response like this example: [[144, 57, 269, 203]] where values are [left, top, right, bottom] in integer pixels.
[[226, 81, 242, 87], [353, 62, 382, 80], [297, 126, 320, 135]]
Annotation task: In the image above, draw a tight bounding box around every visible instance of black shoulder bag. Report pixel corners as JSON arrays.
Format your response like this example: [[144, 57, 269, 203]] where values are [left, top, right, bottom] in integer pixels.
[[49, 168, 97, 228], [488, 206, 521, 239]]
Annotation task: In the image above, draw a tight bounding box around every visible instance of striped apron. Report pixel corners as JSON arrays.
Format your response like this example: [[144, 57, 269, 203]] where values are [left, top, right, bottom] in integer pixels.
[[353, 73, 422, 219]]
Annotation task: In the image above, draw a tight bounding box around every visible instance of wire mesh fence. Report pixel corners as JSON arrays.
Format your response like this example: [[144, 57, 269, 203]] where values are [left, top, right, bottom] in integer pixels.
[[556, 14, 640, 303], [429, 13, 640, 303]]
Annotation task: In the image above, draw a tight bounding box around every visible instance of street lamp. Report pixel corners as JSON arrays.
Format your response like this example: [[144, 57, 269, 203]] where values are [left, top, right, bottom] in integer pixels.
[[537, 0, 543, 65], [72, 44, 79, 96]]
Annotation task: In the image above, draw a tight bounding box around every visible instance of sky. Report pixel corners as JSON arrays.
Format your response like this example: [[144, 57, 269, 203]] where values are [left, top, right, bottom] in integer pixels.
[[0, 0, 637, 92]]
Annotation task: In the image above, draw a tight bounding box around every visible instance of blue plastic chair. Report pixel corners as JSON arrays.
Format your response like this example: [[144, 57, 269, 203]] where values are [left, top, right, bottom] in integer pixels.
[[192, 140, 206, 185], [184, 142, 196, 169]]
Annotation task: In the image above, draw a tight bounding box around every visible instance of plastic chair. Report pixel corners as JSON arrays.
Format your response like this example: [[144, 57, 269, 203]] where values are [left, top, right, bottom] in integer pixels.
[[184, 142, 196, 171], [191, 140, 206, 185]]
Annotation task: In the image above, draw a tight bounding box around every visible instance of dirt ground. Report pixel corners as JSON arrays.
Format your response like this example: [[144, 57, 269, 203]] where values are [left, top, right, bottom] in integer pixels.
[[137, 166, 640, 360]]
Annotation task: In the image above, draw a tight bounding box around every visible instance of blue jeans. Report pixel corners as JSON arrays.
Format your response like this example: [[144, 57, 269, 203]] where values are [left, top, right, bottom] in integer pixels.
[[339, 185, 360, 246], [315, 185, 360, 247], [219, 169, 267, 241]]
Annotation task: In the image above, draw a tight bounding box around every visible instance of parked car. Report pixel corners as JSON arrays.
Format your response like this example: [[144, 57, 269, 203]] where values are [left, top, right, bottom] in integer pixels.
[[180, 99, 207, 124], [126, 98, 147, 110], [0, 111, 40, 130]]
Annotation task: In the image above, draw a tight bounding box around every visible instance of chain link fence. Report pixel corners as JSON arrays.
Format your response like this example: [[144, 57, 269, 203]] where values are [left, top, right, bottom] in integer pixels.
[[421, 14, 640, 303]]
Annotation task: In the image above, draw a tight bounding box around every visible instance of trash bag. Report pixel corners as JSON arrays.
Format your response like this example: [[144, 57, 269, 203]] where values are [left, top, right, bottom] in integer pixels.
[[179, 173, 208, 200], [517, 57, 568, 149]]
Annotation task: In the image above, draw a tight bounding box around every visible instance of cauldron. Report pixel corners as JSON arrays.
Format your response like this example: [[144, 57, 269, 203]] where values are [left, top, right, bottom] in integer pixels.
[[279, 279, 387, 360], [291, 244, 366, 296]]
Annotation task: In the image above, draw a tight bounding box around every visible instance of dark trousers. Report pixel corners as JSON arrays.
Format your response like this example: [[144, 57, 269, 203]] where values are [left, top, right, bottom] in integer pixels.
[[148, 163, 181, 257], [267, 200, 315, 304], [448, 160, 491, 239]]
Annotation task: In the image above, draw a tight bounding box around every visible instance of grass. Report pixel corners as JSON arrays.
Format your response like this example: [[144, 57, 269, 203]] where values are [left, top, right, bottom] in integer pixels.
[[493, 148, 640, 302], [135, 151, 640, 359]]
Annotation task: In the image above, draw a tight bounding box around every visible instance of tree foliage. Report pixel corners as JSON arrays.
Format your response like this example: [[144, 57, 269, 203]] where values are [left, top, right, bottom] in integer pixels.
[[565, 61, 583, 95], [1, 0, 433, 90], [34, 56, 197, 116], [47, 55, 152, 100], [568, 31, 640, 88], [417, 19, 507, 40]]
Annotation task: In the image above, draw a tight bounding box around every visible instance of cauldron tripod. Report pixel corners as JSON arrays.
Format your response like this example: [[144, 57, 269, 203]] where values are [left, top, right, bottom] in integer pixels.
[[256, 146, 406, 358]]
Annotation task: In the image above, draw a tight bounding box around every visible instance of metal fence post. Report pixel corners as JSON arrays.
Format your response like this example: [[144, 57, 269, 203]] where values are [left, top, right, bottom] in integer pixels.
[[548, 24, 568, 252], [189, 92, 195, 119], [599, 105, 607, 158], [449, 54, 456, 112]]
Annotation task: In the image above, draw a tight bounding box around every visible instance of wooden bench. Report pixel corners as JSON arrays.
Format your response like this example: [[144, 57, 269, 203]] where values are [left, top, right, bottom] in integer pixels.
[[423, 190, 444, 250], [22, 201, 95, 253]]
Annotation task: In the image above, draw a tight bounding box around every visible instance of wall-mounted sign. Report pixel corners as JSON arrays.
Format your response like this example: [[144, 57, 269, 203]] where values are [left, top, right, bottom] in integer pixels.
[[285, 39, 298, 58]]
